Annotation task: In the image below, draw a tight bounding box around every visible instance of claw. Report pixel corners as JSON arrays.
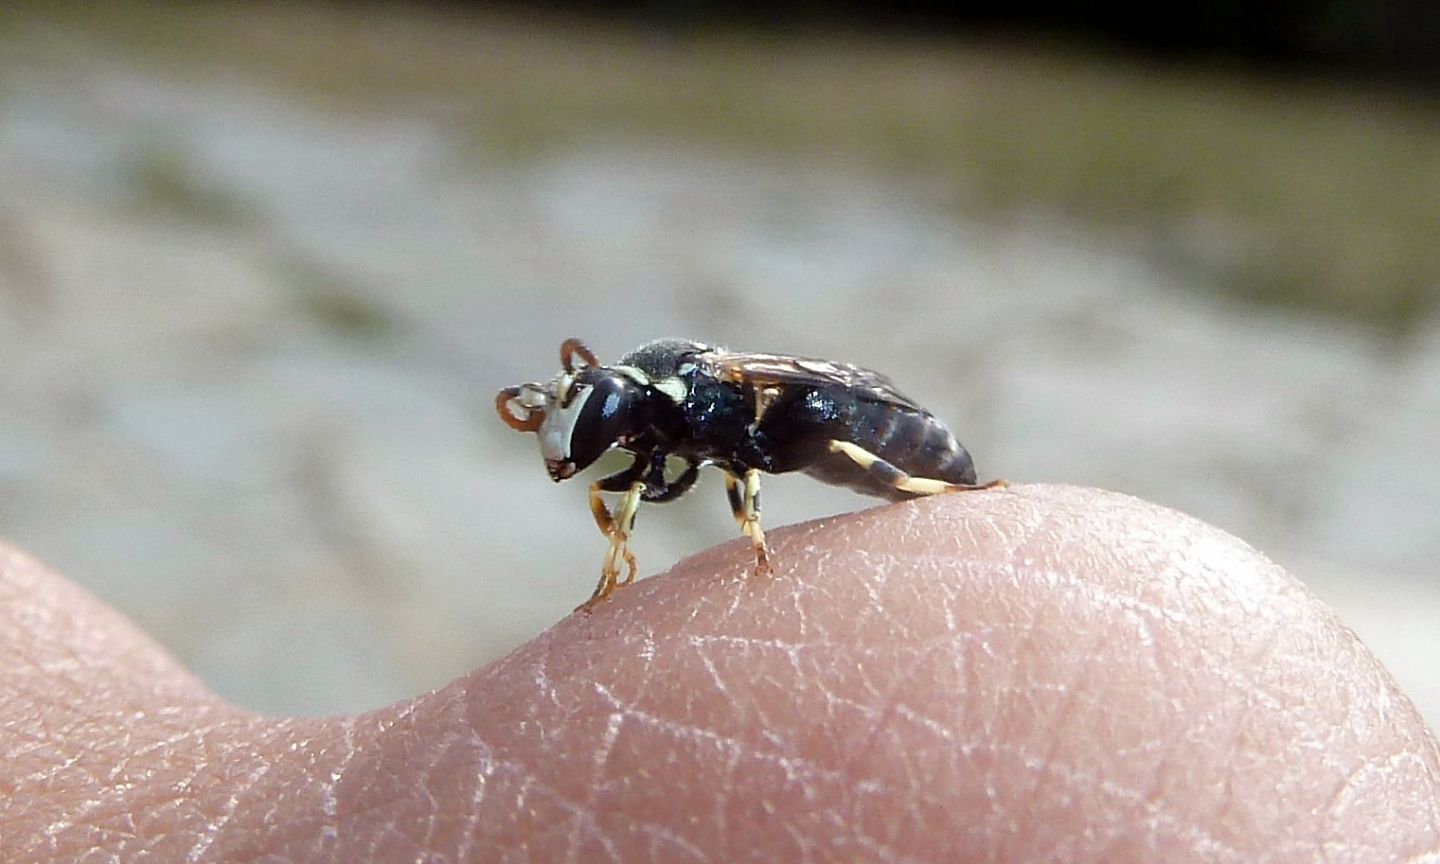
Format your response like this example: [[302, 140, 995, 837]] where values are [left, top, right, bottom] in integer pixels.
[[752, 541, 771, 577]]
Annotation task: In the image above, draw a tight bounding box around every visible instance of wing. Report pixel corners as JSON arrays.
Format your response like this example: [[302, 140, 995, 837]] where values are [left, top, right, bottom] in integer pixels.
[[699, 351, 924, 411]]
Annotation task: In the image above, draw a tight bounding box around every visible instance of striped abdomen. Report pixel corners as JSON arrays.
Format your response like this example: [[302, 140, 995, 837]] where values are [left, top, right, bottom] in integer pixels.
[[801, 399, 976, 500]]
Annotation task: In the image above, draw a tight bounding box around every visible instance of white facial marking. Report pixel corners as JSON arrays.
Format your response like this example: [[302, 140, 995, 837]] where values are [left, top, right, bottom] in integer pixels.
[[653, 376, 688, 403], [540, 383, 592, 462], [554, 372, 575, 403]]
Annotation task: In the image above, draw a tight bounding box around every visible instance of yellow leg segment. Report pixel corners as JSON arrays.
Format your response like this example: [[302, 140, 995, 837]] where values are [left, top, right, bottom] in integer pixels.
[[724, 473, 747, 532], [578, 480, 643, 612], [741, 469, 771, 576], [588, 481, 616, 535], [612, 484, 642, 587], [827, 440, 1009, 495], [724, 471, 771, 574]]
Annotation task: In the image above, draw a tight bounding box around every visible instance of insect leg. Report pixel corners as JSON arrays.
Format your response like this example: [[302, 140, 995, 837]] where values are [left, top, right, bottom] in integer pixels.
[[591, 455, 701, 599], [828, 440, 1008, 495], [641, 457, 701, 503], [740, 469, 771, 576], [723, 473, 748, 532], [579, 456, 647, 612], [608, 480, 644, 588], [587, 454, 647, 537], [580, 479, 644, 612]]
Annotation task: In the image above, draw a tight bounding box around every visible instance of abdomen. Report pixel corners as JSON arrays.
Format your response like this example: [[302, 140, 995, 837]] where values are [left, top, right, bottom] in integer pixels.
[[801, 401, 976, 500]]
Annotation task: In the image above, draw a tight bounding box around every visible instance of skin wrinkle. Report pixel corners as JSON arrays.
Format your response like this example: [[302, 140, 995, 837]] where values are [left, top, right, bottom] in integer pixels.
[[492, 750, 665, 864], [859, 540, 1020, 852], [1, 487, 1438, 862], [433, 727, 611, 862], [184, 759, 271, 863], [1012, 625, 1104, 860], [921, 492, 1416, 858], [843, 627, 971, 784], [839, 548, 890, 637], [590, 680, 844, 789], [451, 740, 494, 864], [367, 701, 478, 860], [569, 710, 625, 864], [1024, 750, 1245, 863], [592, 694, 847, 861], [25, 717, 235, 856], [1101, 628, 1245, 845], [982, 574, 1051, 854], [405, 735, 447, 860], [317, 714, 354, 855], [1004, 551, 1251, 839]]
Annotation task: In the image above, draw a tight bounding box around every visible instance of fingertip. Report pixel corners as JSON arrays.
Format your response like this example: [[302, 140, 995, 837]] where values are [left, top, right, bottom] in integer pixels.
[[408, 484, 1440, 861], [0, 542, 218, 709]]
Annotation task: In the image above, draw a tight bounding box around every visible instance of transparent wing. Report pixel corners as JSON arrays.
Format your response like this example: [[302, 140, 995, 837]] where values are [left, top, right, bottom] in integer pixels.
[[700, 351, 924, 411]]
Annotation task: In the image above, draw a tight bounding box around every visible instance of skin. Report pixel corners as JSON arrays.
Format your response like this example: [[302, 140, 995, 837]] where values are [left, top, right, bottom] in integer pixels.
[[2, 484, 1437, 862]]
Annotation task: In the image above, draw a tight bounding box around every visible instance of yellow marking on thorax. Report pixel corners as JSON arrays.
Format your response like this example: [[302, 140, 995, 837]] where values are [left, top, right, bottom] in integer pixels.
[[652, 376, 688, 403], [610, 365, 651, 385]]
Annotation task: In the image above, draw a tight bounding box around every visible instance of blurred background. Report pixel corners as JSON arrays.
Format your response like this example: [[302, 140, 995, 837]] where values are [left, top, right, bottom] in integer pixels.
[[1, 2, 1437, 726]]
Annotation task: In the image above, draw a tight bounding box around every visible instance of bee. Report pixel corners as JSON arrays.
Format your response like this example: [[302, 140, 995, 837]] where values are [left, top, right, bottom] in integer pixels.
[[497, 338, 1005, 611]]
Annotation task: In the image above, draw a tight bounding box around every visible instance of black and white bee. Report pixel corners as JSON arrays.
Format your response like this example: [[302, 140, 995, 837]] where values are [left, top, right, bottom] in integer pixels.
[[497, 338, 1005, 610]]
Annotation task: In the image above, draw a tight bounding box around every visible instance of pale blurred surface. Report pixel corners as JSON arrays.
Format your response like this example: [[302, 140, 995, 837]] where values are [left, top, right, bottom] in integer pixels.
[[0, 5, 1436, 725]]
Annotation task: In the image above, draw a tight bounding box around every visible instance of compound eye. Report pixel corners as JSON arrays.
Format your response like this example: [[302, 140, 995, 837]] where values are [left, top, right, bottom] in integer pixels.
[[565, 374, 631, 474]]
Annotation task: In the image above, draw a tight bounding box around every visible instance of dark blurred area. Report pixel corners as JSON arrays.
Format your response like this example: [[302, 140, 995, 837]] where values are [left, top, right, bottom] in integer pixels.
[[495, 0, 1440, 84]]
